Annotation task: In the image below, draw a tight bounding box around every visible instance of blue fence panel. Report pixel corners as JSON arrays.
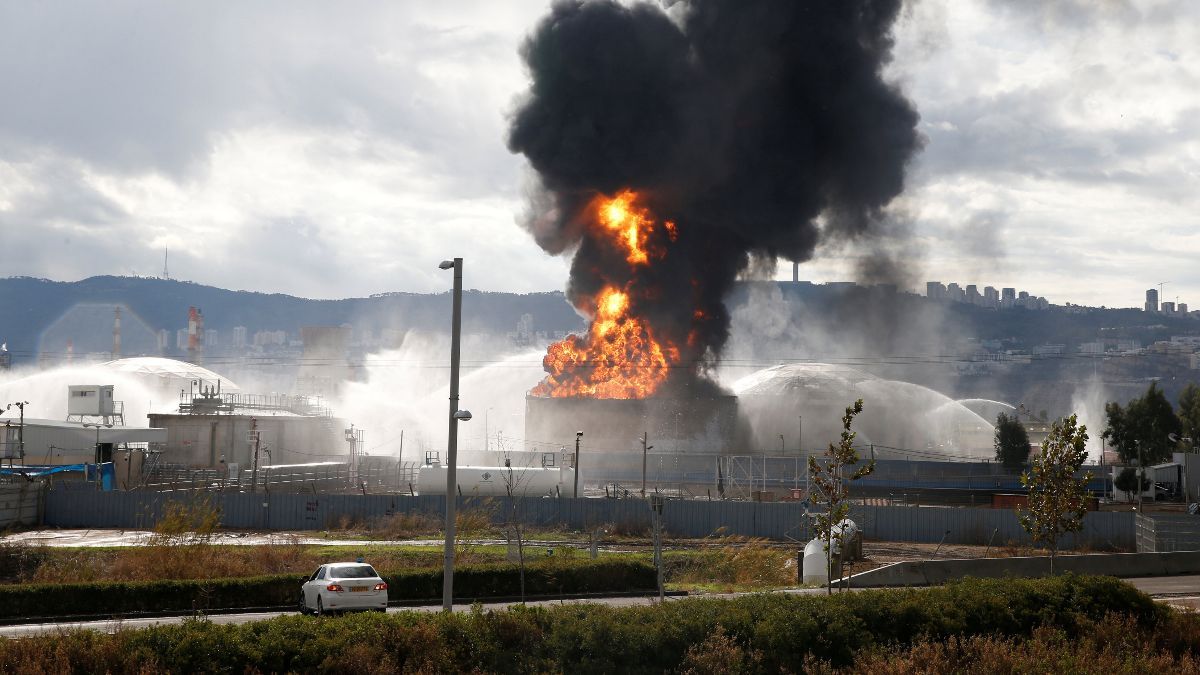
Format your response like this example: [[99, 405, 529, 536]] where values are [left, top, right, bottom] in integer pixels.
[[40, 490, 1137, 550]]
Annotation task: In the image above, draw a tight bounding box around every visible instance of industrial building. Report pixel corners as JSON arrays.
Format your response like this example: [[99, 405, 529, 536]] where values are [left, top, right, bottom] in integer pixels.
[[146, 410, 347, 468]]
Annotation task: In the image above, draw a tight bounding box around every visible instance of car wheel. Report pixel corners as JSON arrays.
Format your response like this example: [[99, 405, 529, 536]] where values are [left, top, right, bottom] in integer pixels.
[[316, 597, 324, 616], [299, 593, 309, 615]]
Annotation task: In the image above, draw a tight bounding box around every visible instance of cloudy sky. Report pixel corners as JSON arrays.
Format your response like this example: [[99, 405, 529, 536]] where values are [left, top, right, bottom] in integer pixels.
[[0, 0, 1196, 308]]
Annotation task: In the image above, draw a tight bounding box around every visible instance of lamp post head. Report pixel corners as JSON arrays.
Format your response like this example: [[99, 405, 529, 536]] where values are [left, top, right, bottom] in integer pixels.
[[453, 409, 473, 422], [439, 260, 456, 270], [576, 431, 583, 438]]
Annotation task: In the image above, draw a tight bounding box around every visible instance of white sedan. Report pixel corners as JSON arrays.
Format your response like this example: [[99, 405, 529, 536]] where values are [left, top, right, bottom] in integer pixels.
[[300, 562, 389, 615]]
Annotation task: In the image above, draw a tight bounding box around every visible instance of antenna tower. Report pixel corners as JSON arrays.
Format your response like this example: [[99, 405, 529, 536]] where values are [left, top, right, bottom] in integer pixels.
[[162, 247, 169, 280]]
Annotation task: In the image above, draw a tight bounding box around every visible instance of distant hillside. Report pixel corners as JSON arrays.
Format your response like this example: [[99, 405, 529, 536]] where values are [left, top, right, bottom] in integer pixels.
[[0, 276, 584, 363], [2, 275, 1197, 370]]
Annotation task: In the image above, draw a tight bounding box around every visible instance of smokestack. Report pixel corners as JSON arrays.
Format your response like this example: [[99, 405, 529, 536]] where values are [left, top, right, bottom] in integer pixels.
[[66, 339, 74, 363], [196, 308, 205, 365], [509, 0, 920, 389], [792, 261, 799, 284], [112, 306, 121, 358]]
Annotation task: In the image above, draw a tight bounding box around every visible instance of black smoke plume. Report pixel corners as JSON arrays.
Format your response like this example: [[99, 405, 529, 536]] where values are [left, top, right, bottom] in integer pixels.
[[509, 0, 920, 392]]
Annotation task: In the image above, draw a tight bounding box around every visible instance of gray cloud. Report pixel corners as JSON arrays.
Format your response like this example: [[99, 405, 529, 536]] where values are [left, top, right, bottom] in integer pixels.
[[0, 0, 1196, 309]]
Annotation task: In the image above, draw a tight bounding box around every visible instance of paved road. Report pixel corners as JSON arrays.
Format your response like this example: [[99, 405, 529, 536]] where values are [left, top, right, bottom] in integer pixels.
[[5, 577, 1200, 639]]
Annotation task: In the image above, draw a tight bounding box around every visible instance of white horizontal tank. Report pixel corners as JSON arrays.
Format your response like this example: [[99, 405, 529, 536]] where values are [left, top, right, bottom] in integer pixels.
[[417, 465, 575, 497]]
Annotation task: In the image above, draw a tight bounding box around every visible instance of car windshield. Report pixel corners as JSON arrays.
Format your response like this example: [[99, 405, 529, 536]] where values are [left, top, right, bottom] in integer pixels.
[[330, 565, 378, 579]]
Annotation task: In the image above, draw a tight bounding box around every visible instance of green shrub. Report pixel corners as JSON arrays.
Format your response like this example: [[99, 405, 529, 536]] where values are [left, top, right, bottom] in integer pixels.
[[0, 575, 1167, 673], [0, 558, 656, 621]]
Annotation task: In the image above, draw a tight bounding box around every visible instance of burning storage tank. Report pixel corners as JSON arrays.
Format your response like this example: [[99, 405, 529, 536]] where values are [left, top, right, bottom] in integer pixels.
[[524, 393, 739, 455], [508, 1, 921, 481], [520, 193, 741, 474]]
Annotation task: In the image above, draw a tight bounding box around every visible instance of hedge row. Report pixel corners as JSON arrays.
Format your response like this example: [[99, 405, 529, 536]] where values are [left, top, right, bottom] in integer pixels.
[[0, 575, 1166, 673], [0, 558, 655, 620]]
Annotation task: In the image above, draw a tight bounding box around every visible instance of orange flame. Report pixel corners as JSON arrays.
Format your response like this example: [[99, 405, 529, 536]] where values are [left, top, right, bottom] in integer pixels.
[[598, 189, 658, 265], [532, 190, 682, 399]]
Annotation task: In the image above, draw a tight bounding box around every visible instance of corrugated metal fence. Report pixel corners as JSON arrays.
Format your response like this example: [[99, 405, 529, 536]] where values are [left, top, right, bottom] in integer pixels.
[[42, 490, 1136, 549], [1136, 513, 1200, 552], [0, 483, 44, 528]]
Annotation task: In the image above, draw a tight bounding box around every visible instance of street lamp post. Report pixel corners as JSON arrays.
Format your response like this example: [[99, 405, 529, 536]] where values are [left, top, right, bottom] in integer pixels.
[[4, 402, 28, 463], [82, 421, 113, 489], [574, 431, 583, 498], [439, 257, 472, 612], [484, 407, 494, 454], [641, 432, 653, 498]]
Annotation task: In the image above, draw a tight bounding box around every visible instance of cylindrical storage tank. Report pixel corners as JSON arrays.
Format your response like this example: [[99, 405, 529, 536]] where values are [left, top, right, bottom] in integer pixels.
[[417, 465, 574, 497]]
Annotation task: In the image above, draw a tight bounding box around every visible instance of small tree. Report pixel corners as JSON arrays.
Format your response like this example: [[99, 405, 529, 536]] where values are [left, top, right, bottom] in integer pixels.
[[808, 399, 875, 594], [1019, 414, 1092, 574], [994, 412, 1031, 470], [1114, 467, 1149, 501], [1178, 383, 1200, 450], [1103, 383, 1181, 465]]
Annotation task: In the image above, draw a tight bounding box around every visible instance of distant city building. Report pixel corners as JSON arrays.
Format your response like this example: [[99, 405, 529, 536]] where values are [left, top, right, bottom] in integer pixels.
[[1162, 301, 1176, 315], [253, 330, 287, 347], [983, 286, 999, 308], [157, 329, 169, 352], [204, 329, 218, 347], [1180, 303, 1189, 315], [1078, 341, 1104, 355], [232, 326, 247, 349], [176, 329, 188, 350], [1001, 288, 1016, 308], [965, 284, 981, 305], [1032, 344, 1065, 357], [1146, 288, 1159, 313], [1112, 339, 1141, 352], [926, 281, 1050, 311]]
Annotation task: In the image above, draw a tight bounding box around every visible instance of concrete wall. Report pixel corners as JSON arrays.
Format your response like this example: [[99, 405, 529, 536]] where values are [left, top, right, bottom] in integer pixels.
[[842, 550, 1200, 588], [40, 491, 1137, 549], [0, 483, 44, 528]]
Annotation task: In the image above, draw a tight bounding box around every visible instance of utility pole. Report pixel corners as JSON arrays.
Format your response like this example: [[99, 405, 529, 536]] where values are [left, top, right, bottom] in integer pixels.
[[641, 432, 653, 498], [574, 431, 583, 498], [1138, 440, 1144, 511], [439, 257, 470, 613], [250, 418, 260, 493], [650, 494, 665, 601], [5, 402, 28, 463]]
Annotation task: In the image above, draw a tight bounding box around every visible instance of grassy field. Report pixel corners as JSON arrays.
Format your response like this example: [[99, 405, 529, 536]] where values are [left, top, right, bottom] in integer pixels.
[[0, 536, 798, 593]]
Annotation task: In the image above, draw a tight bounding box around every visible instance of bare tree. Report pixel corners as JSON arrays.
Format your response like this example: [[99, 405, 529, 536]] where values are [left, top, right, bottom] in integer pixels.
[[501, 457, 529, 603]]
